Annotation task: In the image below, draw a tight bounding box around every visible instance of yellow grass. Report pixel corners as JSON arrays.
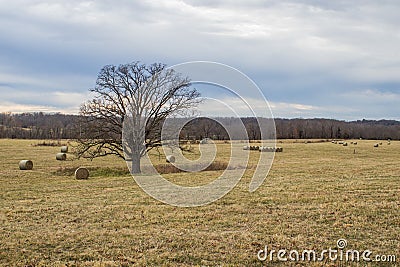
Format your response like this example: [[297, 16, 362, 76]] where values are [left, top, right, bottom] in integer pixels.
[[0, 139, 399, 266]]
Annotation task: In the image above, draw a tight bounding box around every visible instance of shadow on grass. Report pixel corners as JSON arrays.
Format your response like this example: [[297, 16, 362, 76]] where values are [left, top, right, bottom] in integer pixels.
[[52, 166, 130, 177], [52, 161, 242, 177]]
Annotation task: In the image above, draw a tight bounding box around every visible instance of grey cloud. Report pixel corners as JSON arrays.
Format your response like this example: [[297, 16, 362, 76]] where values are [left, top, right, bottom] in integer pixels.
[[0, 0, 399, 119]]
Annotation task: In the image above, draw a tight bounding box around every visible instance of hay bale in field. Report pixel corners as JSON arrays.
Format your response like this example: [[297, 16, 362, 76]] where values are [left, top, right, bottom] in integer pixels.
[[75, 167, 89, 179], [166, 155, 175, 163], [243, 145, 250, 150], [342, 142, 348, 146], [254, 146, 259, 150], [19, 160, 33, 170], [379, 142, 383, 145], [60, 146, 68, 153], [353, 142, 357, 145], [374, 143, 379, 147], [56, 153, 67, 160], [200, 138, 211, 144], [259, 147, 282, 152], [338, 141, 344, 144]]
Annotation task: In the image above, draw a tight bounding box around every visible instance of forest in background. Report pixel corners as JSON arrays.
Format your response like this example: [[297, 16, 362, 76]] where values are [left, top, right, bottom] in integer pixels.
[[0, 112, 399, 140]]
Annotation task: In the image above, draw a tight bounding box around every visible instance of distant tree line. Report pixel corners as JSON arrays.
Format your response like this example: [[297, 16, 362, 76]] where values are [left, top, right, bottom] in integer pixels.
[[180, 117, 400, 140], [0, 112, 78, 139], [0, 112, 399, 140]]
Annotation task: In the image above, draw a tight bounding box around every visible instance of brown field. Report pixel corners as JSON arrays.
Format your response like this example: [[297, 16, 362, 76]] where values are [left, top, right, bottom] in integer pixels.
[[0, 139, 399, 266]]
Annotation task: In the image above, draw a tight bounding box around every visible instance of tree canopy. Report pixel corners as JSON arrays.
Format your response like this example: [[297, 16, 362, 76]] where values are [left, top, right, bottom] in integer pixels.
[[74, 62, 201, 173]]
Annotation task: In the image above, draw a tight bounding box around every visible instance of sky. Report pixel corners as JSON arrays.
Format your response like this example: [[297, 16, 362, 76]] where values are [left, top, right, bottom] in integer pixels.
[[0, 0, 399, 120]]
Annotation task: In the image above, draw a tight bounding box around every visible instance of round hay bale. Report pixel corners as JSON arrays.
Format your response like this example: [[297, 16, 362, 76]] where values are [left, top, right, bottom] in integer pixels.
[[199, 138, 210, 145], [60, 146, 68, 153], [243, 145, 250, 150], [276, 147, 283, 152], [19, 160, 33, 170], [266, 147, 273, 152], [374, 144, 379, 147], [166, 155, 175, 163], [75, 167, 89, 180], [342, 142, 348, 146], [56, 153, 67, 161]]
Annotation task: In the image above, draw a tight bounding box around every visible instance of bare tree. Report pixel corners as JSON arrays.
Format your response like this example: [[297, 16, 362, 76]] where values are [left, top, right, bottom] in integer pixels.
[[75, 62, 201, 173]]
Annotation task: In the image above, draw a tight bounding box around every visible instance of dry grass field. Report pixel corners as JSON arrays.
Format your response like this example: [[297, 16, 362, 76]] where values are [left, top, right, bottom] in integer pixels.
[[0, 139, 399, 266]]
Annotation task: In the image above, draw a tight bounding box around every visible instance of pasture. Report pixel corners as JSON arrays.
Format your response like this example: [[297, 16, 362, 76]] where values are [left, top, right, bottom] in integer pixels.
[[0, 139, 399, 266]]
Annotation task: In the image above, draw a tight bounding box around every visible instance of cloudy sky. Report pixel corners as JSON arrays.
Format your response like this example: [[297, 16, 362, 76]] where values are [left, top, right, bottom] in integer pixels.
[[0, 0, 399, 120]]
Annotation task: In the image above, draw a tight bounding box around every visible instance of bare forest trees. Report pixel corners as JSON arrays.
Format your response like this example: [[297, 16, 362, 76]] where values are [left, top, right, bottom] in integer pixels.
[[1, 113, 399, 141], [0, 112, 76, 139]]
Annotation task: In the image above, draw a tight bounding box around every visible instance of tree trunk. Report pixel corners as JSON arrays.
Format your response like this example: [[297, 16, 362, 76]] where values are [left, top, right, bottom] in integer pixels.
[[131, 152, 141, 174]]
